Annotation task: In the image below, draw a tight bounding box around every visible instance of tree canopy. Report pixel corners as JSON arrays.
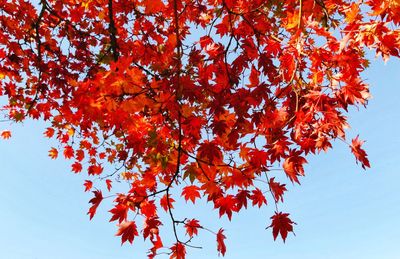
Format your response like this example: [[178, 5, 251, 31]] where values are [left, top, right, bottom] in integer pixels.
[[1, 0, 399, 257]]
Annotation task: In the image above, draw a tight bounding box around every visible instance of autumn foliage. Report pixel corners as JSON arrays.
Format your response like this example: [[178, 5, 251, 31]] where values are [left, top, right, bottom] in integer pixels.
[[1, 0, 399, 257]]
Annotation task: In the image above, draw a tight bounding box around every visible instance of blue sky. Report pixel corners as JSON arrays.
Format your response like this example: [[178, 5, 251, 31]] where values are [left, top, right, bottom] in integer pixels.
[[1, 55, 400, 258]]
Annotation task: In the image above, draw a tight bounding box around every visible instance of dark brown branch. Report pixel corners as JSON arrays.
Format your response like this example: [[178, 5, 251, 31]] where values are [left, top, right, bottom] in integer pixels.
[[173, 0, 183, 96], [27, 0, 47, 115], [35, 0, 47, 65], [167, 109, 182, 243], [108, 0, 119, 61]]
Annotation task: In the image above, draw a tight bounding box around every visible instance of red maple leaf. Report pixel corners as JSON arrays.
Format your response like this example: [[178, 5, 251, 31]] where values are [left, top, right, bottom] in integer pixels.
[[160, 194, 175, 212], [2, 0, 397, 256], [63, 146, 74, 159], [214, 195, 238, 220], [87, 190, 103, 220], [140, 200, 157, 218], [83, 180, 93, 192], [250, 188, 267, 208], [88, 164, 103, 175], [269, 177, 287, 203], [248, 65, 260, 87], [148, 234, 163, 259], [198, 141, 223, 164], [71, 162, 82, 173], [182, 185, 201, 204], [185, 219, 201, 237], [283, 154, 307, 184], [268, 212, 296, 242], [170, 242, 186, 259], [143, 216, 162, 240], [115, 220, 139, 244], [106, 179, 112, 191], [43, 127, 55, 138], [143, 0, 165, 14], [235, 189, 250, 210], [350, 136, 371, 169], [216, 228, 227, 256], [109, 203, 128, 223]]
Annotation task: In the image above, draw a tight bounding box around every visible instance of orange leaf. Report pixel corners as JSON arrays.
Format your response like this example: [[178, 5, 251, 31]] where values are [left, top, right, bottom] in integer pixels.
[[48, 147, 58, 159], [1, 130, 11, 139], [285, 11, 299, 29], [345, 3, 360, 23], [182, 185, 201, 204]]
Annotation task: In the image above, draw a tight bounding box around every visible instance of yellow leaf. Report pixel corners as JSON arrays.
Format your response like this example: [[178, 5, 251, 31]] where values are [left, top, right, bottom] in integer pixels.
[[345, 3, 360, 23], [67, 127, 75, 137], [81, 0, 92, 10], [285, 11, 299, 30], [391, 0, 400, 7], [98, 10, 107, 20]]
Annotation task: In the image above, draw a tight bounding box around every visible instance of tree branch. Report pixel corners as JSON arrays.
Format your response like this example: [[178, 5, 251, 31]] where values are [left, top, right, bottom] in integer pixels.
[[108, 0, 119, 61]]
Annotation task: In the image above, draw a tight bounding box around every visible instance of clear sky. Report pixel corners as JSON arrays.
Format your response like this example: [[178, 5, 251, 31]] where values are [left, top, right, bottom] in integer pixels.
[[0, 55, 399, 258]]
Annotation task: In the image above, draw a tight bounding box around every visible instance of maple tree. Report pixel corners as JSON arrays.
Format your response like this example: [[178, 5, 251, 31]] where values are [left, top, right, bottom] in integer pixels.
[[1, 0, 399, 257]]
